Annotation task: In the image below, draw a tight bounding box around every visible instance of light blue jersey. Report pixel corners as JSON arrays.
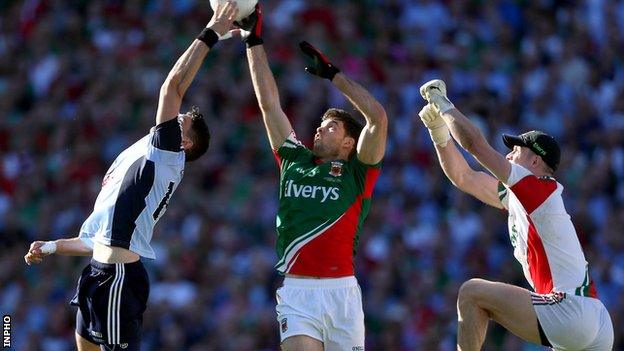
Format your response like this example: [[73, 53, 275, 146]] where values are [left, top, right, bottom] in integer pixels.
[[79, 118, 185, 259]]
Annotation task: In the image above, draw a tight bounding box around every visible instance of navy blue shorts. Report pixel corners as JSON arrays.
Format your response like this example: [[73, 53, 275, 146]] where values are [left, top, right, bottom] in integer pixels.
[[71, 259, 149, 348]]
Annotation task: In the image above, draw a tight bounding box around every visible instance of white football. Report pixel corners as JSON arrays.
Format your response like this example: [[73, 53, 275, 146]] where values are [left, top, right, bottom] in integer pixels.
[[210, 0, 258, 22]]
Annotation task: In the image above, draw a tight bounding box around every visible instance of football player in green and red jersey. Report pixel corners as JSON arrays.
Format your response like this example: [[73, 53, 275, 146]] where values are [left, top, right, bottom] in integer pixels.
[[237, 6, 387, 351]]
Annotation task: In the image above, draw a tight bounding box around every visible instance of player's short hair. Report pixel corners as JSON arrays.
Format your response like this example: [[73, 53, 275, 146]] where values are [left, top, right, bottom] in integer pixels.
[[185, 106, 210, 163], [321, 108, 363, 142]]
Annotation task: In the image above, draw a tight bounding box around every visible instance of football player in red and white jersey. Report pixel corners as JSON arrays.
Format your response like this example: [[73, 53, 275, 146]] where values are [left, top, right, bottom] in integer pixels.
[[418, 79, 613, 351]]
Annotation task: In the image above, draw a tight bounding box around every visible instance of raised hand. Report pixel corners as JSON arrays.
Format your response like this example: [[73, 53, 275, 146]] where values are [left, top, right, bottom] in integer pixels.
[[235, 3, 263, 47], [418, 103, 451, 146], [419, 79, 455, 114], [207, 0, 240, 37], [299, 41, 340, 81]]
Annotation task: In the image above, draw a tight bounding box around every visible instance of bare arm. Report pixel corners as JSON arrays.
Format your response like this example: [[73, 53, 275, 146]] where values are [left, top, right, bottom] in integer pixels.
[[25, 237, 93, 265], [420, 79, 511, 183], [332, 73, 388, 165], [54, 237, 93, 255], [440, 108, 511, 183], [155, 2, 238, 125], [435, 140, 504, 208], [246, 45, 293, 149]]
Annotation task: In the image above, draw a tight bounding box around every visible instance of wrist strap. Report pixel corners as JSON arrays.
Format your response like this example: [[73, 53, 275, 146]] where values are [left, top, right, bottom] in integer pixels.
[[197, 28, 219, 49], [245, 35, 264, 48]]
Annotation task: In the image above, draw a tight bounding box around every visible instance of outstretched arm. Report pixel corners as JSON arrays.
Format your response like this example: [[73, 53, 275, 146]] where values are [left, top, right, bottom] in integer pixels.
[[155, 1, 238, 125], [246, 45, 294, 149], [332, 73, 388, 165], [298, 41, 387, 164], [419, 104, 503, 208], [420, 80, 511, 183], [240, 5, 293, 149], [24, 237, 93, 265], [435, 142, 503, 209]]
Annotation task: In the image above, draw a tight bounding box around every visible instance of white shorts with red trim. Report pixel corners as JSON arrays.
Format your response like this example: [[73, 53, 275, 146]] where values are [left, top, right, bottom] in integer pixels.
[[532, 292, 613, 350], [275, 276, 365, 351]]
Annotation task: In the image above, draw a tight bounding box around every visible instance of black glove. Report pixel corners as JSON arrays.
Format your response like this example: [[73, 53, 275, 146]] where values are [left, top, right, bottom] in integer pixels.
[[299, 41, 340, 81], [235, 4, 263, 48]]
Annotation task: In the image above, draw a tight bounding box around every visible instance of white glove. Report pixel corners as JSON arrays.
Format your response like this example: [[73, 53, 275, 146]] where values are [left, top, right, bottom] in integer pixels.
[[419, 104, 450, 147], [419, 79, 455, 114]]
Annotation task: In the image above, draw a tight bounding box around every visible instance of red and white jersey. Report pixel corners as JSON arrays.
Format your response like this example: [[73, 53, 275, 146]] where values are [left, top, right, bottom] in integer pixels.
[[499, 164, 597, 297]]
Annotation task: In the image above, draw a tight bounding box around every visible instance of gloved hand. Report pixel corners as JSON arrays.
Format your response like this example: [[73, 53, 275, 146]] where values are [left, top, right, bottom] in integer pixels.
[[419, 104, 451, 147], [419, 79, 455, 114], [299, 41, 340, 81], [235, 3, 263, 48]]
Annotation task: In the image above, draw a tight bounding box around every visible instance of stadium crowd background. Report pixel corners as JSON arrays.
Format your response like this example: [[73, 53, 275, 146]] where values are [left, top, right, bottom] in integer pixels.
[[1, 0, 623, 350]]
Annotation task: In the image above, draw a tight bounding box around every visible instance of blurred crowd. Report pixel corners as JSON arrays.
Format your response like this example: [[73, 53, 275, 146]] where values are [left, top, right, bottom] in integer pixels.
[[1, 0, 623, 350]]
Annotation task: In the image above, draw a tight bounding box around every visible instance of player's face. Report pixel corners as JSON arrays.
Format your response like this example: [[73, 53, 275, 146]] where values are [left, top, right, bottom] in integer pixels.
[[506, 145, 539, 169], [179, 113, 193, 150], [313, 119, 347, 157]]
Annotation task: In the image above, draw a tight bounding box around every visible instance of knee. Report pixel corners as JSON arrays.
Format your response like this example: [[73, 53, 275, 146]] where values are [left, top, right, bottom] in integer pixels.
[[457, 278, 489, 308]]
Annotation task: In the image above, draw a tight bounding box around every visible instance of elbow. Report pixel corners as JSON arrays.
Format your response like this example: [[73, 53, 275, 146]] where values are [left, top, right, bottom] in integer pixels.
[[441, 162, 470, 191], [455, 129, 484, 155], [376, 110, 388, 128], [447, 171, 466, 189], [160, 78, 182, 100], [257, 99, 281, 115], [369, 109, 388, 131], [160, 78, 174, 94], [459, 138, 477, 154]]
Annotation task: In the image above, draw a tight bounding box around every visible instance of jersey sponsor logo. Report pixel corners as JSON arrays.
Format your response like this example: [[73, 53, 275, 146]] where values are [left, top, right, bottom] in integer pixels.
[[294, 167, 318, 177], [284, 180, 339, 202], [280, 318, 288, 333]]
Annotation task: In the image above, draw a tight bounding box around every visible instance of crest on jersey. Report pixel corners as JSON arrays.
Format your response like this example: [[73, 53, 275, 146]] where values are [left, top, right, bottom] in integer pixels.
[[329, 161, 343, 177]]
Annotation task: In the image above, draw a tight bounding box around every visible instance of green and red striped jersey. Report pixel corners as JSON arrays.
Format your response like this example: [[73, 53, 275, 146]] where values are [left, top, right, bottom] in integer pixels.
[[272, 133, 381, 277]]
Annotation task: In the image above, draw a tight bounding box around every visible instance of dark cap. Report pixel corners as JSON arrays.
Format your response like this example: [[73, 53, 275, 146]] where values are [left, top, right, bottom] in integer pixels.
[[502, 130, 561, 171]]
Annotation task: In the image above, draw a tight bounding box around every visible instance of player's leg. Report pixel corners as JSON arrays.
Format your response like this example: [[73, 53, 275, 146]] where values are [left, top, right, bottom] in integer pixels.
[[79, 260, 149, 349], [276, 278, 325, 351], [281, 335, 324, 351], [74, 282, 101, 351], [456, 278, 542, 351], [75, 333, 101, 351], [323, 277, 365, 351]]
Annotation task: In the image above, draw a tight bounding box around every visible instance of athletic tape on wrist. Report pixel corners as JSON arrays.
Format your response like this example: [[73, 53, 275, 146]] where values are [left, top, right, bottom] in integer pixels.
[[40, 241, 57, 254], [197, 28, 219, 49], [429, 125, 451, 146]]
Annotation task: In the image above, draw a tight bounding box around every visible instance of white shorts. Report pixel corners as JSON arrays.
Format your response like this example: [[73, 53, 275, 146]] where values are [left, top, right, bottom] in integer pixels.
[[532, 292, 613, 351], [275, 276, 365, 351]]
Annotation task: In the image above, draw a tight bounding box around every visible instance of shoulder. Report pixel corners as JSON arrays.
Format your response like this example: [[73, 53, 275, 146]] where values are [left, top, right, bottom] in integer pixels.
[[275, 132, 312, 164], [351, 155, 382, 169], [506, 165, 559, 214]]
